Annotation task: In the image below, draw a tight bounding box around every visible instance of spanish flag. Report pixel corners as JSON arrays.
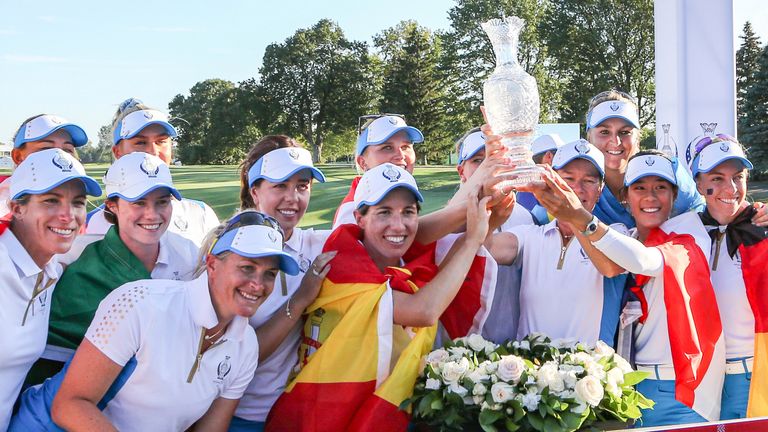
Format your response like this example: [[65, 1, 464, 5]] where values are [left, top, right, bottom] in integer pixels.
[[742, 239, 768, 417], [631, 224, 725, 422], [331, 176, 361, 228], [266, 224, 492, 431]]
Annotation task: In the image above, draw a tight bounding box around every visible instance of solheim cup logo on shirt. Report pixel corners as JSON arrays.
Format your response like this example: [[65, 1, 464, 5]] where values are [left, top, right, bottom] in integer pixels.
[[216, 356, 232, 382], [609, 101, 620, 112], [382, 166, 401, 183], [140, 156, 160, 178], [52, 151, 73, 172]]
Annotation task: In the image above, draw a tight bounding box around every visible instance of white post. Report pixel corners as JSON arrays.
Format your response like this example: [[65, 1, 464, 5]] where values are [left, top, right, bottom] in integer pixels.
[[654, 0, 736, 164]]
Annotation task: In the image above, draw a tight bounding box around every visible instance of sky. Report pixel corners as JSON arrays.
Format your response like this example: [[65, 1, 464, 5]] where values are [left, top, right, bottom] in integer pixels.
[[1, 0, 766, 145]]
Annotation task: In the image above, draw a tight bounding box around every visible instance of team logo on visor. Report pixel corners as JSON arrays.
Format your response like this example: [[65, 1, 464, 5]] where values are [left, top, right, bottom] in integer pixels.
[[289, 149, 300, 160], [52, 152, 73, 172], [719, 143, 730, 153], [143, 111, 154, 119], [388, 117, 398, 125], [268, 230, 278, 244], [609, 102, 620, 112], [575, 141, 590, 154], [140, 157, 160, 178], [645, 157, 655, 166], [382, 166, 401, 182], [217, 356, 232, 381], [49, 116, 63, 125], [174, 216, 188, 231]]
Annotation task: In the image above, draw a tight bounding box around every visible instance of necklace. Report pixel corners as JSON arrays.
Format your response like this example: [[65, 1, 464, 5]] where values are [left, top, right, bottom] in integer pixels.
[[204, 325, 226, 342]]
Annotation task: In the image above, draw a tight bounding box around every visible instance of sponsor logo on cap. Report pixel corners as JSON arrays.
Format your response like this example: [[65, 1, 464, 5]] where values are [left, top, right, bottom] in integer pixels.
[[268, 230, 278, 244], [719, 143, 730, 152], [143, 111, 154, 119], [609, 102, 620, 112], [382, 166, 401, 182], [645, 156, 655, 166], [49, 116, 63, 125], [140, 156, 160, 178], [289, 149, 300, 160], [52, 152, 74, 172], [388, 117, 398, 125], [575, 141, 590, 154]]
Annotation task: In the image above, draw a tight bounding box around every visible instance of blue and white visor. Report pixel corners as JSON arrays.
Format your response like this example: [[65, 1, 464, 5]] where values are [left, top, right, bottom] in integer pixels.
[[691, 140, 753, 177], [14, 115, 88, 148], [104, 152, 182, 202], [211, 224, 299, 275], [458, 131, 486, 165], [10, 149, 102, 199], [586, 100, 640, 130], [356, 115, 423, 155], [113, 109, 178, 145], [552, 139, 605, 178], [624, 154, 677, 186], [248, 147, 325, 186], [531, 133, 565, 157], [354, 163, 423, 208]]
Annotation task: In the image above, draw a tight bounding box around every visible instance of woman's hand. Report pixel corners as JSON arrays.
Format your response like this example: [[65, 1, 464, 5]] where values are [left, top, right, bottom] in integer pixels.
[[293, 251, 337, 308], [752, 202, 768, 227], [517, 166, 591, 227], [466, 185, 492, 247]]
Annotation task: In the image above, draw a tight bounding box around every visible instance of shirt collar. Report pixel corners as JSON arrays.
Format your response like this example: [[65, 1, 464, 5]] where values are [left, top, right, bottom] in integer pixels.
[[284, 227, 303, 255], [0, 228, 58, 279], [156, 233, 170, 266], [542, 219, 560, 234], [185, 271, 249, 342]]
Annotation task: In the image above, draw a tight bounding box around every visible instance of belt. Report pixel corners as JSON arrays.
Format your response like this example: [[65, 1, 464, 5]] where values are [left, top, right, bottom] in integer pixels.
[[725, 357, 753, 375], [636, 364, 676, 380]]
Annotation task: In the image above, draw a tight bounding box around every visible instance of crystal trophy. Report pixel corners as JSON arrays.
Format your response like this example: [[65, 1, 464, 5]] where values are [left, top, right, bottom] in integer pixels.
[[481, 16, 543, 186], [659, 124, 677, 157]]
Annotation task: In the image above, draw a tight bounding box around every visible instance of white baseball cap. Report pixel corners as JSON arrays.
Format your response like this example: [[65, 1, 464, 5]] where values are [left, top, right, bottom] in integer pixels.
[[247, 147, 325, 186], [624, 154, 677, 186], [457, 130, 486, 165], [356, 115, 424, 155], [354, 163, 423, 209], [210, 211, 299, 275], [586, 100, 640, 130], [691, 139, 753, 178], [14, 114, 88, 148], [104, 152, 181, 202], [531, 133, 565, 157], [552, 139, 605, 178], [112, 109, 178, 145], [10, 148, 102, 200]]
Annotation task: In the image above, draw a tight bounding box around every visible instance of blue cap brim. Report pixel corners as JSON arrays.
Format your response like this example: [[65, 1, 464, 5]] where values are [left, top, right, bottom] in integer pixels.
[[14, 123, 89, 148], [693, 156, 754, 177], [248, 163, 326, 187], [12, 175, 102, 200], [215, 246, 299, 276], [108, 184, 182, 202], [116, 121, 178, 144], [587, 114, 640, 130], [356, 184, 424, 209], [458, 145, 484, 165], [624, 172, 677, 187], [357, 126, 424, 155]]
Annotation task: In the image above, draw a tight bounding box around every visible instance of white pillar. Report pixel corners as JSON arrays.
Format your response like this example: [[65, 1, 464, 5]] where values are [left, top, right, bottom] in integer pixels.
[[654, 0, 736, 165]]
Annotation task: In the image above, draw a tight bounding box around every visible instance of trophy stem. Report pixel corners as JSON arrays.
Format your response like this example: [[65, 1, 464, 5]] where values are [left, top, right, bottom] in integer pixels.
[[499, 135, 543, 187]]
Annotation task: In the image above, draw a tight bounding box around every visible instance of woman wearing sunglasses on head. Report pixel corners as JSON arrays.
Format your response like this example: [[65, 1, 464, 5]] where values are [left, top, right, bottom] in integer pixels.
[[228, 136, 336, 432], [687, 136, 768, 419], [15, 211, 299, 432], [0, 149, 101, 431], [521, 151, 725, 426]]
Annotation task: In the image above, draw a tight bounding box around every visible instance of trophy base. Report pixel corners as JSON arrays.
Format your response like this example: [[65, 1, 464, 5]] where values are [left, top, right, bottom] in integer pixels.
[[498, 164, 545, 189]]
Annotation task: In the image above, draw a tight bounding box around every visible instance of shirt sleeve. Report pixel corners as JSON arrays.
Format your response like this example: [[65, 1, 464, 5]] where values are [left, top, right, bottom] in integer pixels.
[[202, 202, 220, 232], [220, 329, 260, 399], [591, 226, 664, 277], [505, 224, 532, 263], [84, 283, 146, 367]]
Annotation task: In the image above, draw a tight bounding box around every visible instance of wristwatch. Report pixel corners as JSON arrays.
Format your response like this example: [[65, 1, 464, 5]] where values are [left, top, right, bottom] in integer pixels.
[[580, 215, 600, 237]]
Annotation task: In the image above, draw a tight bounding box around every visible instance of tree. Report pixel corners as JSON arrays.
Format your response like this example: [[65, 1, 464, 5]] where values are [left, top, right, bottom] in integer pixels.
[[740, 44, 768, 170], [77, 125, 112, 163], [258, 19, 380, 162], [375, 21, 452, 163], [169, 79, 235, 164], [543, 0, 655, 127], [736, 21, 762, 135], [441, 0, 561, 134]]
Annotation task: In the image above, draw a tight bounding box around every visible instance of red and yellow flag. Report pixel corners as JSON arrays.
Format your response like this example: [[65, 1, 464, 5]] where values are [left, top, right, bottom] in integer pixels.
[[742, 239, 768, 417]]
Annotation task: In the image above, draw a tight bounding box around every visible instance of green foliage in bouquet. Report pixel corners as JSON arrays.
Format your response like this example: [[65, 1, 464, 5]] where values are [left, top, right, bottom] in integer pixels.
[[403, 333, 654, 432]]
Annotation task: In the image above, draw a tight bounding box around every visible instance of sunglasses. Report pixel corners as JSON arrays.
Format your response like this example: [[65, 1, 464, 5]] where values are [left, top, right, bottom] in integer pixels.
[[692, 133, 738, 155], [207, 210, 284, 256], [357, 113, 406, 136]]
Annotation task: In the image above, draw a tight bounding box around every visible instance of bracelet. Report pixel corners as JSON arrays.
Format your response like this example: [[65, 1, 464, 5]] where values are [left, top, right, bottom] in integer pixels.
[[285, 296, 293, 319]]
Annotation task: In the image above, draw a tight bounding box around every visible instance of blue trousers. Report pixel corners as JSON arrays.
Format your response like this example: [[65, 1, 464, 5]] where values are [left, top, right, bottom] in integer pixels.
[[228, 416, 265, 432], [635, 378, 707, 427], [720, 372, 751, 420]]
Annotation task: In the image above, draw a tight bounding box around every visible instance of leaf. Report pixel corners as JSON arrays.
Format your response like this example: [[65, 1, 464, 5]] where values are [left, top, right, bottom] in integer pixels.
[[479, 409, 504, 426], [504, 418, 521, 431], [528, 413, 544, 431], [431, 397, 444, 410], [622, 371, 650, 386]]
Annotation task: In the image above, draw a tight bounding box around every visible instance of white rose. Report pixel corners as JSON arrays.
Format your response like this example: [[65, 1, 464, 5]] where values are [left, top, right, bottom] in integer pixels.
[[448, 346, 471, 359], [586, 362, 607, 381], [481, 360, 498, 374], [562, 370, 578, 389], [606, 381, 621, 398], [496, 355, 526, 383], [553, 338, 578, 350], [473, 395, 485, 405], [575, 375, 604, 407], [426, 349, 449, 366], [467, 334, 488, 352], [441, 358, 470, 384], [425, 378, 441, 390], [613, 354, 633, 374], [522, 392, 541, 411], [518, 340, 530, 350], [473, 382, 488, 396], [467, 368, 490, 383], [490, 382, 515, 403], [484, 341, 499, 355], [593, 340, 615, 359], [537, 362, 565, 393], [607, 367, 625, 386], [447, 382, 468, 397]]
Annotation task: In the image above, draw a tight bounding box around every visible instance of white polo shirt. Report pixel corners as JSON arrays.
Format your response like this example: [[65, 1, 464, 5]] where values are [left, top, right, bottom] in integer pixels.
[[509, 219, 628, 344], [705, 225, 754, 359], [591, 212, 711, 365], [86, 198, 219, 247], [0, 176, 10, 216], [0, 229, 62, 431], [235, 227, 330, 422], [498, 202, 536, 231], [84, 272, 259, 431]]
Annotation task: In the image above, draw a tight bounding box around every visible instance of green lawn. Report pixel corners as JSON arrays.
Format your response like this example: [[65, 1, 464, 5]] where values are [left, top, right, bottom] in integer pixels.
[[76, 164, 461, 230], [5, 163, 768, 229]]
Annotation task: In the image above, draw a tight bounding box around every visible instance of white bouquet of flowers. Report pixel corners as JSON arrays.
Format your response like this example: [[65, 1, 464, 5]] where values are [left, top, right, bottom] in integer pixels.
[[404, 333, 653, 432]]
